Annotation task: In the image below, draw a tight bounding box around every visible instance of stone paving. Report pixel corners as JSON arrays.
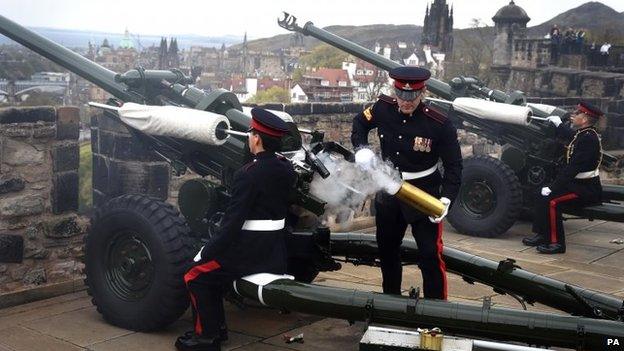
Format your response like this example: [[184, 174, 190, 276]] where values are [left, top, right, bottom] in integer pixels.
[[0, 219, 623, 351]]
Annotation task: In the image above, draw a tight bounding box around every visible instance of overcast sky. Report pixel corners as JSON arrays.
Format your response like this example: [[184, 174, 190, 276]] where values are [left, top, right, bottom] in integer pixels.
[[2, 0, 623, 39]]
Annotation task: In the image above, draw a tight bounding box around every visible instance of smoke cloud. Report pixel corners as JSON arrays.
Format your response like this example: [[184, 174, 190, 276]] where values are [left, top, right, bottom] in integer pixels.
[[309, 150, 402, 215]]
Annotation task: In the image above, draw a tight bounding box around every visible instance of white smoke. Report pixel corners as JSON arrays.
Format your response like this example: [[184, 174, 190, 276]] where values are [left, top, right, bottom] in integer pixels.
[[309, 150, 402, 214]]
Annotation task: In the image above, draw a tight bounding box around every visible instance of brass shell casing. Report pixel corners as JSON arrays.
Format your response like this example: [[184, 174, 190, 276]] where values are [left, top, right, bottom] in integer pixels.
[[393, 182, 445, 217]]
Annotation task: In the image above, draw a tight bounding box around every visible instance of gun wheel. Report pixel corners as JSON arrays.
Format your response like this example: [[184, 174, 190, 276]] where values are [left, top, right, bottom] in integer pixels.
[[448, 155, 522, 238], [85, 194, 195, 331]]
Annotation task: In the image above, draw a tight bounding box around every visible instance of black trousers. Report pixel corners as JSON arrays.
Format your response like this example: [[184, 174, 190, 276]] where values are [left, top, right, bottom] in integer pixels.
[[375, 197, 447, 299], [184, 260, 232, 337], [532, 191, 583, 246]]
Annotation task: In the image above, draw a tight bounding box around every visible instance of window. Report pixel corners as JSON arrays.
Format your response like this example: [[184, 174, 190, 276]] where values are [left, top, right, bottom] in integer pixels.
[[366, 70, 374, 76], [321, 80, 329, 86], [338, 81, 347, 87], [356, 69, 363, 75]]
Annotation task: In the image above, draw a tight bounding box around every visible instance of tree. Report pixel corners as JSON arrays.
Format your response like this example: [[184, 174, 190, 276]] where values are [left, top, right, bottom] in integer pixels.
[[299, 44, 348, 69], [247, 86, 291, 104], [445, 18, 495, 85]]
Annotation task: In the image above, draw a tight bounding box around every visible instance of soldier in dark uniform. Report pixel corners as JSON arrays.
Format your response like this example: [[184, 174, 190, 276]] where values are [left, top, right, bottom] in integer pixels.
[[522, 102, 604, 254], [351, 66, 462, 299], [176, 108, 296, 351]]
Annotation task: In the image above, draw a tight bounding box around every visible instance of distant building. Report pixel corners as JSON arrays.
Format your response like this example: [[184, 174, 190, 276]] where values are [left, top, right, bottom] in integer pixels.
[[421, 0, 454, 55], [299, 68, 353, 102]]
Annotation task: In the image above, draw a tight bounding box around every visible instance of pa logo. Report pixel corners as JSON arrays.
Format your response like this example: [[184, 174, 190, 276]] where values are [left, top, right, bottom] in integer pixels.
[[607, 338, 620, 347]]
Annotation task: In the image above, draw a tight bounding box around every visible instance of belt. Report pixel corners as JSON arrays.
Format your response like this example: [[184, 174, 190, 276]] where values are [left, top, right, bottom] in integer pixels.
[[241, 218, 285, 231], [401, 165, 438, 180], [575, 169, 599, 179]]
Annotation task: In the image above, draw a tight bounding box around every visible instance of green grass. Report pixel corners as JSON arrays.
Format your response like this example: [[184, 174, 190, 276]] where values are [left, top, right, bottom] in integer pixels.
[[79, 142, 92, 213]]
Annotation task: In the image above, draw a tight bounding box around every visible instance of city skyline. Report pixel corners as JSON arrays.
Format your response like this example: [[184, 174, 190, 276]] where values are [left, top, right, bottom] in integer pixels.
[[2, 0, 624, 40]]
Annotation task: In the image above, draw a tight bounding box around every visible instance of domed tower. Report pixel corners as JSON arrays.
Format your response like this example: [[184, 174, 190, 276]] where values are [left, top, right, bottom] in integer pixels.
[[491, 1, 530, 84], [492, 1, 530, 66]]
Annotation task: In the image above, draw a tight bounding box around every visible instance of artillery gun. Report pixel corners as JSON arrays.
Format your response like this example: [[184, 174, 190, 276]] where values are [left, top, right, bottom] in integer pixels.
[[277, 13, 624, 238], [2, 13, 624, 350]]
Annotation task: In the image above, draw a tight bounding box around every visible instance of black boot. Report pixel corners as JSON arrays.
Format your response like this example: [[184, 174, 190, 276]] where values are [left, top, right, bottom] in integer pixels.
[[175, 334, 220, 351], [537, 243, 566, 254], [522, 234, 548, 247], [181, 326, 227, 342]]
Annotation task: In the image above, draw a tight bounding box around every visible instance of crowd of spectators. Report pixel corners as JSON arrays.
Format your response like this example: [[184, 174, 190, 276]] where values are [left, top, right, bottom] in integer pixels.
[[547, 24, 587, 62], [547, 24, 617, 66]]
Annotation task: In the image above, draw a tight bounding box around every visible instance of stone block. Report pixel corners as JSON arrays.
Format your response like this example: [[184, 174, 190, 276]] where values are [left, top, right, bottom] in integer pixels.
[[97, 130, 115, 157], [0, 234, 23, 263], [52, 143, 79, 173], [90, 128, 99, 153], [95, 112, 130, 134], [2, 138, 45, 167], [0, 194, 44, 219], [108, 160, 170, 200], [0, 106, 56, 124], [0, 124, 32, 138], [51, 171, 79, 214], [44, 216, 83, 239], [92, 154, 109, 193], [55, 107, 80, 140], [111, 133, 161, 162], [0, 177, 25, 195], [285, 103, 312, 115], [22, 267, 46, 285], [33, 122, 56, 139]]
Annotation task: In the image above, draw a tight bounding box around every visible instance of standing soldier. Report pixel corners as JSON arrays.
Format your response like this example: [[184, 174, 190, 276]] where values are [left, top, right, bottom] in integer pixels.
[[523, 101, 604, 254], [176, 108, 296, 351], [351, 66, 463, 299]]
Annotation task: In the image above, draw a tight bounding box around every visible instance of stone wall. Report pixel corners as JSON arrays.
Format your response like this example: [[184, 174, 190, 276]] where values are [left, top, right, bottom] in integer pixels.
[[90, 112, 170, 207], [0, 106, 86, 304]]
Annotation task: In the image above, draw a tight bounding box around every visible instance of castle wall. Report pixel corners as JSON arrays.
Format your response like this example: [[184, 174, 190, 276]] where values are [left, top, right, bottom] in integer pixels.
[[0, 106, 85, 307]]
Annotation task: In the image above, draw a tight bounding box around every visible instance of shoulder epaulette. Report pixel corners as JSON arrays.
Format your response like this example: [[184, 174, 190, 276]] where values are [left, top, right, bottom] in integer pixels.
[[378, 94, 397, 105], [422, 104, 447, 124]]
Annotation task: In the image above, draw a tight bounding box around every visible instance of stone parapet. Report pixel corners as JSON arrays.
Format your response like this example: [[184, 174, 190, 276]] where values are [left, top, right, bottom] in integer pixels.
[[0, 106, 86, 297]]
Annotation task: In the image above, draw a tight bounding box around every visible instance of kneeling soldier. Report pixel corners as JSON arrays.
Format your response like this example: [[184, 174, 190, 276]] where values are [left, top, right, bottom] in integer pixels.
[[523, 101, 604, 254], [176, 108, 296, 351]]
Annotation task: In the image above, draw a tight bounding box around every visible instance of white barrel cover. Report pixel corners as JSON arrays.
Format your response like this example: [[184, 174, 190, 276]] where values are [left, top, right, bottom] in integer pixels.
[[452, 98, 532, 126], [118, 103, 231, 145]]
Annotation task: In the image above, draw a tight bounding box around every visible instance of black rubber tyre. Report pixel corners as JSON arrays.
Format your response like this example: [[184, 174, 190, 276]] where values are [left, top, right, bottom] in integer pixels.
[[447, 155, 522, 238], [85, 194, 195, 331]]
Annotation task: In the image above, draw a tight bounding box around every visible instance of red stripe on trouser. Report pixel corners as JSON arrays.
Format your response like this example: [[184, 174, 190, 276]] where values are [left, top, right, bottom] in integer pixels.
[[184, 260, 221, 335], [436, 222, 448, 300], [549, 193, 579, 244]]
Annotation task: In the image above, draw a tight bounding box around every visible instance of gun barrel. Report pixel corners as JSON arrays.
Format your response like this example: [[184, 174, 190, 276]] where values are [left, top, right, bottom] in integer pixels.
[[234, 274, 624, 350], [328, 232, 624, 321], [0, 14, 135, 102]]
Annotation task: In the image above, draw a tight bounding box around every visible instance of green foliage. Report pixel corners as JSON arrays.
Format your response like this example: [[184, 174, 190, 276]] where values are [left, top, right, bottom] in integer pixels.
[[248, 86, 291, 104], [79, 142, 93, 213], [299, 44, 348, 69], [292, 68, 304, 83]]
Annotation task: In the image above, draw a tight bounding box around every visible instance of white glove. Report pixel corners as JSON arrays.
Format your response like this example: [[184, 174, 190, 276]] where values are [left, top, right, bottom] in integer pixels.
[[541, 187, 552, 196], [429, 197, 451, 223], [354, 148, 375, 170], [193, 246, 204, 262], [546, 116, 562, 127]]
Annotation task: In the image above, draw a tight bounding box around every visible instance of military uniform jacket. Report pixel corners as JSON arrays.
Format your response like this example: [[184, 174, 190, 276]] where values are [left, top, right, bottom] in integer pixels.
[[201, 151, 297, 276], [551, 125, 602, 203], [352, 95, 463, 222]]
